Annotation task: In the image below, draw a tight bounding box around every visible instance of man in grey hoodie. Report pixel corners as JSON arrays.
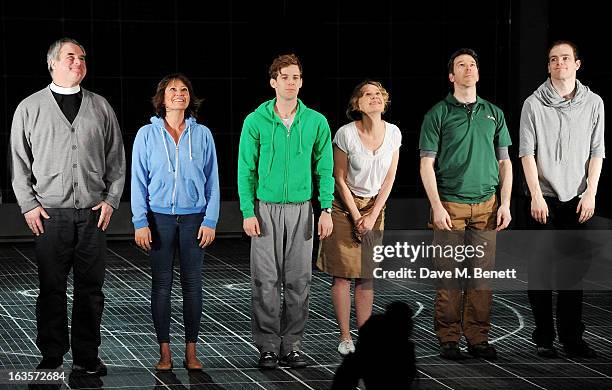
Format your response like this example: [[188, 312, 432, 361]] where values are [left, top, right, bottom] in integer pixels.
[[519, 40, 604, 358], [10, 38, 125, 374]]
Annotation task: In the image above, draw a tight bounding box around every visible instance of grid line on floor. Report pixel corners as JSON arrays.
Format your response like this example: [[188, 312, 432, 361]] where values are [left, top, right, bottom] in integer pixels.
[[0, 239, 611, 389]]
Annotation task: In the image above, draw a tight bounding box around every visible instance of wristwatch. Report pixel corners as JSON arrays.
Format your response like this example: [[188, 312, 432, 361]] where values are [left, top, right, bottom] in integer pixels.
[[322, 208, 332, 214]]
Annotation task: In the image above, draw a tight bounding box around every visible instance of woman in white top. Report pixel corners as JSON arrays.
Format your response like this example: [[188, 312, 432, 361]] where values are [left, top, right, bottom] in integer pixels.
[[316, 81, 401, 355]]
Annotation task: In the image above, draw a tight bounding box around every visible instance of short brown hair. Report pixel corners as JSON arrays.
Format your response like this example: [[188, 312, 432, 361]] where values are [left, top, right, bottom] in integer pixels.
[[346, 80, 390, 120], [269, 54, 302, 80], [151, 73, 201, 118], [448, 48, 479, 74], [548, 40, 579, 61]]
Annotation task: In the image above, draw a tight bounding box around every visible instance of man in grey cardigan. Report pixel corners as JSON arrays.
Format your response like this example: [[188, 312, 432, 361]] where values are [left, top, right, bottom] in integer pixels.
[[10, 38, 125, 375], [519, 40, 604, 359]]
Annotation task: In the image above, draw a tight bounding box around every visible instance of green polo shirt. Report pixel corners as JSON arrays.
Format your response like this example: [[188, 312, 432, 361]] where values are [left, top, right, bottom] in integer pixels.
[[419, 94, 512, 203]]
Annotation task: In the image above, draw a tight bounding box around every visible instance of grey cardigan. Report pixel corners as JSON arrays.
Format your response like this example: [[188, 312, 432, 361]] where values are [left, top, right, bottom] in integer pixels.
[[10, 86, 126, 213]]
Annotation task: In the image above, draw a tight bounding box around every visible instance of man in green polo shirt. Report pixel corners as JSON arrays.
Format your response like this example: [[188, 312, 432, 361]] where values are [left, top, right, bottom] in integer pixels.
[[419, 48, 513, 360]]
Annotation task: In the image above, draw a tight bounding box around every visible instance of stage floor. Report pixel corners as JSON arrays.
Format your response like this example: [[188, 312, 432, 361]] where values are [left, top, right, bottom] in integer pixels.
[[0, 238, 611, 389]]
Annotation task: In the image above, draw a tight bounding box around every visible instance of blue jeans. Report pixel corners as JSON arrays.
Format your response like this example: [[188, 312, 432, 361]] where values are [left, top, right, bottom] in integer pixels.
[[149, 212, 205, 343]]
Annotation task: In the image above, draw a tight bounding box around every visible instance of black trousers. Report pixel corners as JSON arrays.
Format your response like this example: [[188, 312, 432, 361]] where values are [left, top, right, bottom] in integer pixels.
[[34, 208, 106, 362], [524, 196, 589, 347]]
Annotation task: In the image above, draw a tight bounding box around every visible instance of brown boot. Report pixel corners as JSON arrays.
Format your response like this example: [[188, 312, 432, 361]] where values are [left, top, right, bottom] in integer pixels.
[[154, 342, 173, 371], [183, 342, 203, 371]]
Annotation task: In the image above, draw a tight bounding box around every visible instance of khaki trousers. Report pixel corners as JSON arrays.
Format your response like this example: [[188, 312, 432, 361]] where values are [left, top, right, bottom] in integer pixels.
[[432, 195, 497, 344]]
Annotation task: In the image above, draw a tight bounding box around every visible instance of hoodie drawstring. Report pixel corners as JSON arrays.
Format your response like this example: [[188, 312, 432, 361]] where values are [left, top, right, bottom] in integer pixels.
[[535, 79, 587, 164], [160, 127, 172, 172], [297, 118, 303, 155], [188, 124, 193, 160], [555, 109, 573, 163], [160, 122, 193, 171], [267, 122, 277, 175]]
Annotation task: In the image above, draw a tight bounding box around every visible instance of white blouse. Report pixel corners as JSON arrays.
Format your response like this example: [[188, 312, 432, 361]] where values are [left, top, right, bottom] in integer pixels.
[[334, 121, 402, 197]]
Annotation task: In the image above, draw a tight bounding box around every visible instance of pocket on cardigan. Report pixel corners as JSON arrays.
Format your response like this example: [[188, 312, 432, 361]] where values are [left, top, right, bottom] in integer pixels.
[[35, 172, 63, 197]]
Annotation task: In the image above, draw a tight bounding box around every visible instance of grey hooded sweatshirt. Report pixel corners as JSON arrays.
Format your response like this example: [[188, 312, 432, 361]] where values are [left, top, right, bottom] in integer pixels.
[[519, 79, 605, 201]]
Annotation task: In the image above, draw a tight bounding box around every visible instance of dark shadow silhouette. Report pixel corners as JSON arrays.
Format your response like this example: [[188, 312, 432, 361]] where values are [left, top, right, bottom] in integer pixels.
[[153, 371, 185, 389], [152, 370, 225, 390], [332, 301, 417, 389], [187, 370, 226, 389], [68, 371, 104, 389]]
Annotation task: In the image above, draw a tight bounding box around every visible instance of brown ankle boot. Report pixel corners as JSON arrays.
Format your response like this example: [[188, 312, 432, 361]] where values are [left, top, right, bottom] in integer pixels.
[[155, 342, 173, 371], [184, 342, 203, 371]]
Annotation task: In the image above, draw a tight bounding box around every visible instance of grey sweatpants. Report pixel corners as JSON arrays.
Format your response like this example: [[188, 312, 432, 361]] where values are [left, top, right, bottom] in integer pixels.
[[251, 201, 313, 356]]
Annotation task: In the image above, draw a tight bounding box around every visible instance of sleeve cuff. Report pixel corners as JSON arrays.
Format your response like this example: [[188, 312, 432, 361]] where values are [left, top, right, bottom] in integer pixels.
[[419, 150, 437, 158], [133, 219, 149, 229], [242, 210, 255, 219], [104, 195, 120, 209], [320, 201, 332, 209], [20, 200, 41, 215], [496, 147, 510, 160], [201, 218, 217, 229]]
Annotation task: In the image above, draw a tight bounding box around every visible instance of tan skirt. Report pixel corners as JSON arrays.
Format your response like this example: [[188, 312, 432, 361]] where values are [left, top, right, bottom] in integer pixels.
[[316, 193, 385, 279]]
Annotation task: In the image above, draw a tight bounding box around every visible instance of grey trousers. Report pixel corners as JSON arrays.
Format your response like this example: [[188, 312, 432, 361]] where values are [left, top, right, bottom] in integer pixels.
[[251, 201, 313, 356]]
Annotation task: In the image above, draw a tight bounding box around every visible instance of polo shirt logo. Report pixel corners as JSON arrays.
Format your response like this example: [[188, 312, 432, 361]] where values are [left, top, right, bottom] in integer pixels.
[[486, 115, 496, 122]]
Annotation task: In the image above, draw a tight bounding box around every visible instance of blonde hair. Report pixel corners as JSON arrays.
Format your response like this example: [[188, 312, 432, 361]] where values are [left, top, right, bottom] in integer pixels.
[[346, 80, 390, 120]]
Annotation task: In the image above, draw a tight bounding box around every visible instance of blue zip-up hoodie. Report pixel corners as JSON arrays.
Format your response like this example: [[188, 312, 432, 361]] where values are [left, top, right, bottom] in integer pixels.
[[131, 116, 220, 229]]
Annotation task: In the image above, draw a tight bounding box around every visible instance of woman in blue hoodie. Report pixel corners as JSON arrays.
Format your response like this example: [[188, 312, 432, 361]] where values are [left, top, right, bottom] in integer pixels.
[[131, 73, 220, 371]]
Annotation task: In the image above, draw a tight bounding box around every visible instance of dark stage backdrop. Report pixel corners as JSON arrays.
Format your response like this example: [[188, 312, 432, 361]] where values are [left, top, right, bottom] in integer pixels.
[[1, 0, 610, 217]]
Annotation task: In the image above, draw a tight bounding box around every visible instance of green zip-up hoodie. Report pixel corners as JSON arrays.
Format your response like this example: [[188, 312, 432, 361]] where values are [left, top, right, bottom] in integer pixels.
[[238, 98, 334, 218]]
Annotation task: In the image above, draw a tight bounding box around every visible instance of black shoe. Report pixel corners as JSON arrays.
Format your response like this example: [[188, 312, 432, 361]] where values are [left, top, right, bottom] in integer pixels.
[[36, 357, 63, 370], [71, 357, 107, 376], [279, 351, 308, 368], [439, 342, 462, 360], [563, 340, 597, 358], [467, 342, 497, 360], [536, 345, 558, 358], [258, 351, 278, 370]]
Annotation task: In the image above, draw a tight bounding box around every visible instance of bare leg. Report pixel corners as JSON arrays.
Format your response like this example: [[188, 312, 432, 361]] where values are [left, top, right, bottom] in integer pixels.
[[355, 278, 373, 328], [332, 277, 353, 340]]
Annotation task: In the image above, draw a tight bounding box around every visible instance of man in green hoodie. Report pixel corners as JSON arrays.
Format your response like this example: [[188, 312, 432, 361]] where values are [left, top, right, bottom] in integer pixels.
[[519, 40, 604, 358], [238, 54, 334, 369]]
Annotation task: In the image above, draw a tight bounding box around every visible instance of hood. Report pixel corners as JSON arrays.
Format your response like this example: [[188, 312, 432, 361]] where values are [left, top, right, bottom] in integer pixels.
[[150, 115, 197, 171], [533, 78, 590, 109], [150, 115, 197, 128], [532, 79, 590, 163], [253, 98, 307, 175], [252, 98, 306, 122]]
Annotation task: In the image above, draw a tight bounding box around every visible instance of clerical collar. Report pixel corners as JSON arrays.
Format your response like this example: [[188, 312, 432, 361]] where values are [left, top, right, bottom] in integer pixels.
[[50, 83, 81, 95]]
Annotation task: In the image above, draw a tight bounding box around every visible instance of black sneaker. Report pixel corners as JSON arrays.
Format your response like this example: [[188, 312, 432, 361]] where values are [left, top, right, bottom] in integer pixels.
[[536, 345, 558, 358], [36, 357, 63, 370], [258, 351, 278, 370], [439, 342, 462, 360], [71, 357, 107, 376], [563, 340, 597, 358], [467, 342, 497, 360], [279, 351, 308, 368]]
